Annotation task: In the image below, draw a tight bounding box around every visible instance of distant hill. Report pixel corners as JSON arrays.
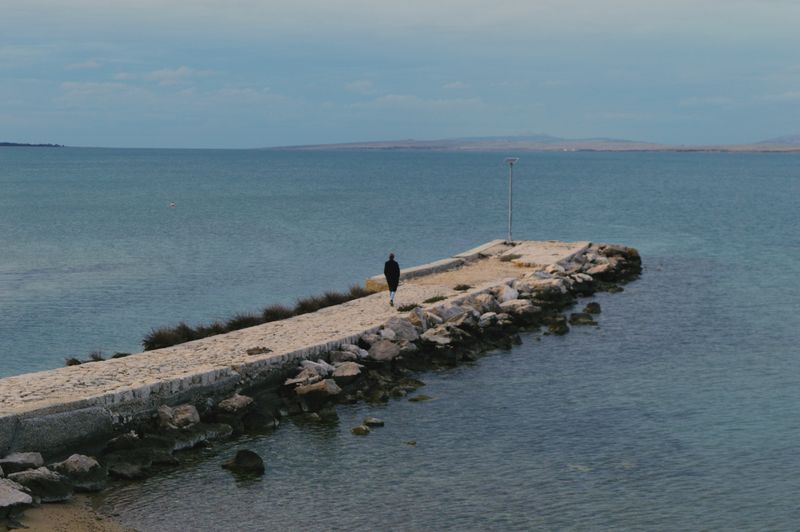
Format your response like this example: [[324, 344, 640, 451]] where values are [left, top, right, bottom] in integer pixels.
[[268, 134, 800, 153], [0, 142, 63, 148], [757, 134, 800, 145]]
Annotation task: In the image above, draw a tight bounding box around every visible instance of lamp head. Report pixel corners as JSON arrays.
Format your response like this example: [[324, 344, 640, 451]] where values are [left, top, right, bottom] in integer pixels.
[[504, 157, 520, 166]]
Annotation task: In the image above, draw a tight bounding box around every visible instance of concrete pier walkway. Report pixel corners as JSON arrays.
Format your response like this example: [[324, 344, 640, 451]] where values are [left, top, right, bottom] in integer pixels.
[[0, 240, 590, 455]]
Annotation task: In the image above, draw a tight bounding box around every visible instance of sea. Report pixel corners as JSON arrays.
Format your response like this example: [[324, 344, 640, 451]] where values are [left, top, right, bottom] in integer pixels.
[[1, 148, 799, 530]]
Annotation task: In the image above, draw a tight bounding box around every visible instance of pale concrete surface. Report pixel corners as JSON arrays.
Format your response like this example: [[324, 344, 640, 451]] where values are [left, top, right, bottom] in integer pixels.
[[0, 240, 590, 455]]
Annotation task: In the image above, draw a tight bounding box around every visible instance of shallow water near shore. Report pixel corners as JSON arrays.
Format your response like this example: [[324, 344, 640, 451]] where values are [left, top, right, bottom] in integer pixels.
[[3, 149, 800, 529]]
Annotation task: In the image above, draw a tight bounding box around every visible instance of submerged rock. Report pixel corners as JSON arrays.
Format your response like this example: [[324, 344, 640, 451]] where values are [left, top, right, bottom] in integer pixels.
[[363, 417, 384, 427], [569, 312, 598, 325], [583, 302, 601, 314], [8, 467, 73, 503], [408, 395, 433, 402], [351, 425, 370, 436], [50, 454, 107, 492], [222, 450, 265, 475]]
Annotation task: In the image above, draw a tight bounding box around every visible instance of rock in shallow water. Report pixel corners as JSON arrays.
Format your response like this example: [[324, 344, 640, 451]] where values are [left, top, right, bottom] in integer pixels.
[[222, 450, 265, 475], [0, 478, 32, 512], [363, 417, 384, 427], [8, 467, 72, 503], [569, 312, 598, 325], [50, 454, 107, 492], [351, 425, 370, 436], [0, 452, 44, 475], [583, 302, 601, 314]]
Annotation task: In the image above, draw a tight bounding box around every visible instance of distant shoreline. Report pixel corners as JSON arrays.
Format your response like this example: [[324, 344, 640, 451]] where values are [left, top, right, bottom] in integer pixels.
[[267, 140, 800, 153], [0, 142, 63, 148]]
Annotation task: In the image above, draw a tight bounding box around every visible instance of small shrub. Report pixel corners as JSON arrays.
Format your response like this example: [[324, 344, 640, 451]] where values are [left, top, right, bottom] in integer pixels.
[[397, 303, 419, 312], [453, 284, 472, 291], [499, 254, 522, 263], [225, 312, 263, 331], [65, 357, 82, 366], [143, 322, 196, 351], [295, 294, 328, 315], [423, 295, 447, 304], [262, 304, 294, 322], [195, 321, 227, 338], [111, 352, 132, 359], [88, 350, 105, 362], [347, 284, 374, 299]]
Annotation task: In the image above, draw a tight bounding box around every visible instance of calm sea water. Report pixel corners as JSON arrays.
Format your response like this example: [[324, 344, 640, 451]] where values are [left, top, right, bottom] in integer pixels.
[[2, 148, 800, 529]]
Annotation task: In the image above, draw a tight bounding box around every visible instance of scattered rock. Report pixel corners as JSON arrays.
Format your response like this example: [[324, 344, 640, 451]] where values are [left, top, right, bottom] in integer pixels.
[[284, 367, 323, 387], [50, 454, 107, 492], [496, 284, 519, 303], [0, 453, 44, 475], [8, 467, 73, 503], [384, 316, 420, 342], [330, 350, 358, 364], [157, 404, 200, 429], [404, 440, 417, 446], [363, 417, 384, 427], [0, 478, 32, 512], [478, 312, 497, 328], [569, 312, 598, 325], [368, 340, 401, 362], [546, 316, 570, 335], [408, 395, 433, 402], [471, 293, 502, 314], [583, 302, 601, 314], [406, 307, 429, 332], [222, 450, 265, 475], [295, 379, 342, 398], [433, 304, 466, 323], [379, 327, 397, 341], [359, 333, 382, 348], [332, 362, 362, 385], [218, 394, 254, 414], [161, 423, 234, 451], [420, 326, 452, 346], [300, 359, 335, 377], [351, 425, 370, 436]]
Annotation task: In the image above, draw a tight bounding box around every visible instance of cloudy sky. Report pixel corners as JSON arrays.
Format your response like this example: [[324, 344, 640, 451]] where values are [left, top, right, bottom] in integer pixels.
[[1, 1, 799, 148]]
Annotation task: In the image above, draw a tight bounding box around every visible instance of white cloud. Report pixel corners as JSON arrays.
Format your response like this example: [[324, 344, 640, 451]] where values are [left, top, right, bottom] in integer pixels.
[[144, 66, 213, 86], [678, 96, 735, 107], [65, 59, 101, 70], [443, 81, 467, 89], [353, 94, 482, 112], [344, 80, 375, 94], [760, 91, 800, 101], [114, 72, 134, 80]]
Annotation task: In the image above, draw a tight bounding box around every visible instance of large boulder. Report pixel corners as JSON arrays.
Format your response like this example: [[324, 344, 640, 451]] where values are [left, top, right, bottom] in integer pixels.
[[384, 316, 419, 342], [284, 367, 323, 387], [379, 327, 397, 341], [330, 350, 358, 364], [478, 312, 498, 328], [8, 467, 72, 503], [569, 312, 598, 325], [295, 379, 342, 398], [499, 299, 540, 317], [332, 362, 362, 385], [0, 478, 32, 513], [217, 394, 254, 414], [420, 326, 452, 346], [431, 304, 465, 323], [406, 307, 428, 332], [222, 449, 265, 475], [496, 284, 519, 303], [300, 359, 334, 377], [340, 344, 369, 358], [368, 340, 401, 362], [471, 293, 502, 314], [158, 404, 200, 430], [0, 453, 44, 475], [50, 454, 107, 492]]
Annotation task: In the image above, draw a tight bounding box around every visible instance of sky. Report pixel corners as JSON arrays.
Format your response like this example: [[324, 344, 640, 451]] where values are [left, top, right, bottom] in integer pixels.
[[1, 0, 799, 148]]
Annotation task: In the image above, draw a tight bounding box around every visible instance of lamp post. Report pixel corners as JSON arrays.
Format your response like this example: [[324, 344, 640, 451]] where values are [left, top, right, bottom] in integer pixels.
[[504, 157, 519, 243]]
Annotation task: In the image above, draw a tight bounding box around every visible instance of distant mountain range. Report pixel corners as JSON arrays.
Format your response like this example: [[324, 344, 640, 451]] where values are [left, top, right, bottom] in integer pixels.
[[271, 134, 800, 152]]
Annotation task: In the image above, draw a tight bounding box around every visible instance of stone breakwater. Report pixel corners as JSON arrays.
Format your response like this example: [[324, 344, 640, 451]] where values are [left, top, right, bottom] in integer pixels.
[[0, 240, 640, 522]]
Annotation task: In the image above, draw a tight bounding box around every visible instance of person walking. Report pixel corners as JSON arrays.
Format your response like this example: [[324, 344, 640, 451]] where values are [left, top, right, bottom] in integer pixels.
[[384, 253, 400, 306]]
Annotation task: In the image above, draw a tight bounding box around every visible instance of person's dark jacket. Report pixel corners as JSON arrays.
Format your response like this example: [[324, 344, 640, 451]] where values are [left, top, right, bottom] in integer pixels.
[[384, 259, 400, 291]]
